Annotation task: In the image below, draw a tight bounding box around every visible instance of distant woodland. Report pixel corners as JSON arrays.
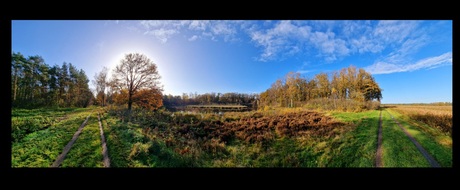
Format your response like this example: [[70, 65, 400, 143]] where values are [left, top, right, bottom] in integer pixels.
[[11, 52, 93, 108], [259, 65, 382, 110], [12, 52, 382, 112]]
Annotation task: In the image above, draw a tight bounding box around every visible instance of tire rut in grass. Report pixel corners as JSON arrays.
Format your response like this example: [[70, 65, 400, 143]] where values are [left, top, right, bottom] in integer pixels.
[[385, 110, 440, 167], [98, 112, 111, 167], [51, 111, 92, 167], [375, 109, 383, 167]]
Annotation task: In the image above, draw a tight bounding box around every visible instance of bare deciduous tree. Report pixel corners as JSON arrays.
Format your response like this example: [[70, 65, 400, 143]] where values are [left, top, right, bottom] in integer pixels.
[[111, 53, 162, 112], [93, 67, 108, 106]]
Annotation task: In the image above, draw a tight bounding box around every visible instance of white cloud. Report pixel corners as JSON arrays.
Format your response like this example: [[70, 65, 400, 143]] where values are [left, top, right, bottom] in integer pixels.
[[249, 20, 312, 61], [144, 28, 178, 43], [120, 20, 448, 65], [365, 62, 404, 74], [373, 20, 418, 43], [249, 20, 424, 62], [385, 34, 429, 63], [137, 20, 242, 43], [350, 36, 384, 54], [297, 70, 313, 74], [308, 31, 350, 61], [209, 21, 239, 42], [140, 20, 165, 29], [405, 52, 452, 71], [140, 20, 191, 29], [188, 35, 198, 41], [139, 20, 193, 43], [342, 20, 366, 37], [189, 20, 209, 31], [211, 22, 235, 35], [365, 52, 452, 74]]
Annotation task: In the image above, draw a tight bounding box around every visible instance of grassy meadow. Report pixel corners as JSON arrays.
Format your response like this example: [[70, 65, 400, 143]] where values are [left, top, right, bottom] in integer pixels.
[[11, 104, 452, 167]]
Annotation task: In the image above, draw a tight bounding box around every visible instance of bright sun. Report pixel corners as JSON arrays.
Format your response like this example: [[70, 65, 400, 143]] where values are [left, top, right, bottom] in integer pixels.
[[108, 48, 152, 76]]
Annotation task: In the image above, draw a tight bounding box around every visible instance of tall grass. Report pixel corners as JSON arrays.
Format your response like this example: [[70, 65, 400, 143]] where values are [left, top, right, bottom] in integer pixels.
[[388, 105, 452, 135]]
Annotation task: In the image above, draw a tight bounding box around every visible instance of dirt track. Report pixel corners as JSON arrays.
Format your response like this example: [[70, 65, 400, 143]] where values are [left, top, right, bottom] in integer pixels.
[[51, 109, 111, 168], [385, 110, 440, 167], [98, 113, 110, 167], [375, 109, 383, 167], [51, 111, 92, 167]]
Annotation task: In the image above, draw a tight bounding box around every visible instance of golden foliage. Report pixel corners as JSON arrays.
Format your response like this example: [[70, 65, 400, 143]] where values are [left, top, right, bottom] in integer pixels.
[[112, 89, 129, 105], [133, 88, 163, 111]]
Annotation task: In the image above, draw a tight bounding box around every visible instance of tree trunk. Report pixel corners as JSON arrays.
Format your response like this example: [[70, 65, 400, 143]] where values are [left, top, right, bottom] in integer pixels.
[[13, 68, 18, 101], [128, 91, 133, 111]]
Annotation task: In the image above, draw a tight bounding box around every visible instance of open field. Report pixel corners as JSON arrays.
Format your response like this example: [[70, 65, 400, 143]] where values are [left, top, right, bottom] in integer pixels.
[[11, 104, 452, 167], [384, 104, 452, 135], [384, 104, 452, 115], [11, 108, 94, 167]]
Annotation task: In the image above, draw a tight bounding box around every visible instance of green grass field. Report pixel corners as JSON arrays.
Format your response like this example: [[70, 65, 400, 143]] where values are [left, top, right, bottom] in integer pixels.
[[11, 106, 452, 167], [385, 109, 452, 167], [11, 107, 91, 143], [327, 110, 379, 167], [11, 108, 94, 167], [379, 110, 430, 167], [60, 115, 104, 167]]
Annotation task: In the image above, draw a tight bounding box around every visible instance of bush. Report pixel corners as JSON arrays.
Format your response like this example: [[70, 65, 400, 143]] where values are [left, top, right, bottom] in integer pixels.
[[11, 116, 55, 142]]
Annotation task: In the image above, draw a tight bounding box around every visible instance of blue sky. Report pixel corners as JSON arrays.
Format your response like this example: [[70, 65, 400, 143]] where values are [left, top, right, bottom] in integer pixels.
[[12, 20, 452, 104]]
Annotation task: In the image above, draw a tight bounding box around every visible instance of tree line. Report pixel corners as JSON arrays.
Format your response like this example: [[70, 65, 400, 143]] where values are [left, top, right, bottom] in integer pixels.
[[11, 52, 93, 108], [11, 52, 165, 112], [163, 92, 260, 111], [12, 52, 381, 112], [259, 65, 382, 108]]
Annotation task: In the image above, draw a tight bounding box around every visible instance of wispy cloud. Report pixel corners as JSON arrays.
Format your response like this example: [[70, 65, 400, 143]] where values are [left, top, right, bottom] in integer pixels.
[[117, 20, 450, 67], [373, 20, 418, 44], [139, 20, 189, 43], [249, 20, 360, 61], [189, 20, 209, 31], [297, 70, 314, 74], [249, 20, 311, 61], [137, 20, 242, 43], [309, 31, 350, 61], [188, 35, 198, 41], [144, 28, 178, 43], [365, 52, 452, 74], [248, 20, 435, 63]]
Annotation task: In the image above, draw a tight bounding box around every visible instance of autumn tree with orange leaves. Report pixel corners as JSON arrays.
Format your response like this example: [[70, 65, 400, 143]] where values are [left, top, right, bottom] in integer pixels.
[[259, 65, 382, 109], [132, 88, 163, 111], [110, 53, 163, 112]]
